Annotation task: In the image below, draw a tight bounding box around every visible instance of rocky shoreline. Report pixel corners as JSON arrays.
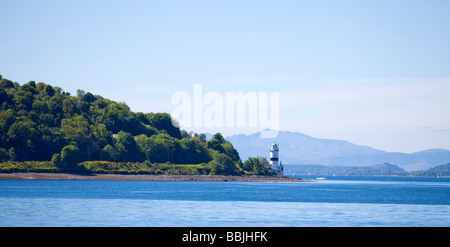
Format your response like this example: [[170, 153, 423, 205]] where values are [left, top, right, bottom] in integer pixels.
[[0, 172, 306, 182]]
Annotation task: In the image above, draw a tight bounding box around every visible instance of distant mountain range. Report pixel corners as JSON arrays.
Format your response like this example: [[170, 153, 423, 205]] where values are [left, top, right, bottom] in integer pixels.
[[284, 163, 450, 177], [226, 130, 450, 171]]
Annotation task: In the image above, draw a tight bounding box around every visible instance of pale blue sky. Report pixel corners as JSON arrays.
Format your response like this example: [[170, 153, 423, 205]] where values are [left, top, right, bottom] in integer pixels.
[[1, 0, 450, 152]]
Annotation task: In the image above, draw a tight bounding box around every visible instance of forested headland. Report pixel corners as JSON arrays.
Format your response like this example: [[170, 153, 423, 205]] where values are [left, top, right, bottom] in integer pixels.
[[0, 75, 273, 176]]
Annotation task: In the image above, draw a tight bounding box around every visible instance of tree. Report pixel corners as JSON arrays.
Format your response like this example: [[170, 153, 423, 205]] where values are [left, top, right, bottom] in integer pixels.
[[243, 157, 257, 171], [62, 98, 75, 117], [76, 89, 86, 99], [0, 109, 15, 140], [43, 84, 55, 97], [8, 147, 16, 161], [52, 153, 62, 165], [100, 102, 142, 135], [198, 133, 206, 142], [13, 89, 34, 111], [7, 118, 39, 160], [135, 134, 152, 160], [0, 148, 9, 162], [54, 86, 62, 96], [208, 152, 237, 175], [242, 157, 271, 175], [36, 82, 45, 93], [32, 99, 49, 113], [152, 133, 184, 163], [46, 95, 61, 113], [0, 88, 8, 106], [60, 145, 81, 170], [207, 139, 224, 153], [36, 124, 65, 159], [206, 133, 240, 162], [147, 138, 169, 163], [181, 137, 211, 164], [181, 130, 189, 138], [0, 78, 14, 89], [212, 133, 226, 143], [222, 141, 240, 162], [82, 92, 96, 103], [60, 115, 91, 155], [114, 131, 145, 162], [145, 113, 182, 139], [100, 144, 118, 161]]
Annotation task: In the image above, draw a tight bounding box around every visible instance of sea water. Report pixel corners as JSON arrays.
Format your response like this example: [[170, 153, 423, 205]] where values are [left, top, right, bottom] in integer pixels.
[[0, 176, 449, 226]]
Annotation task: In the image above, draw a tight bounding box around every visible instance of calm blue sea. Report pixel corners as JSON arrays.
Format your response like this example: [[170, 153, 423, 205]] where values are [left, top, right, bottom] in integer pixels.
[[0, 176, 449, 226]]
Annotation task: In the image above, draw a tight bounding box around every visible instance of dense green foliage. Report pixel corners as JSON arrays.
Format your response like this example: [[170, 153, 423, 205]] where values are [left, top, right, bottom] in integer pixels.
[[241, 157, 272, 175], [0, 77, 273, 175], [80, 161, 209, 175], [0, 161, 61, 173]]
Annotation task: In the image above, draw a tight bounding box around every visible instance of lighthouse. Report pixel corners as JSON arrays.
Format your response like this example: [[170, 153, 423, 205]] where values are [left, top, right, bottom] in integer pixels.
[[270, 142, 283, 175]]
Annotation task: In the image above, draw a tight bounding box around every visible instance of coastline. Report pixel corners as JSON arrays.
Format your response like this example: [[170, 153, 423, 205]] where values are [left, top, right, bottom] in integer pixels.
[[0, 172, 306, 182]]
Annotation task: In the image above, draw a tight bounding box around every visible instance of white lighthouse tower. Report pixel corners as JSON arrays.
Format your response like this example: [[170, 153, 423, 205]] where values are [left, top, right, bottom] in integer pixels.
[[270, 142, 283, 175]]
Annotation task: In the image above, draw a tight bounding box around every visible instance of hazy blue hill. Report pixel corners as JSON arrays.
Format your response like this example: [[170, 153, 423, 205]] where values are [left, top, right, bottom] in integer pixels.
[[412, 148, 450, 154], [284, 163, 408, 176], [227, 131, 450, 171], [410, 163, 450, 177], [322, 149, 450, 171], [226, 130, 385, 163]]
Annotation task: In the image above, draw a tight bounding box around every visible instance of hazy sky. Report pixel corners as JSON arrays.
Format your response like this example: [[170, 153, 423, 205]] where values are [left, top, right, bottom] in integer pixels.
[[1, 0, 450, 153]]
